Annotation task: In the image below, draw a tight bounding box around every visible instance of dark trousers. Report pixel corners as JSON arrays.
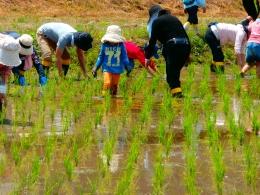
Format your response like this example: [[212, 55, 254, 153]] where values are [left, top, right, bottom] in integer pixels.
[[204, 28, 224, 62], [186, 5, 198, 24], [162, 42, 191, 89]]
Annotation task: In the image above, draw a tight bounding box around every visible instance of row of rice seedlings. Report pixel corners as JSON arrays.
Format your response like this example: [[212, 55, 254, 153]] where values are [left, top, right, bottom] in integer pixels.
[[201, 71, 225, 195], [152, 90, 175, 194], [152, 147, 166, 195], [243, 142, 258, 190], [205, 111, 225, 195], [116, 80, 157, 194], [182, 62, 200, 194], [183, 110, 199, 195]]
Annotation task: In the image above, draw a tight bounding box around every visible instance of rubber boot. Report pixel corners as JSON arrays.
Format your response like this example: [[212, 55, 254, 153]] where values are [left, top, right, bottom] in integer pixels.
[[171, 87, 183, 98], [210, 62, 224, 74]]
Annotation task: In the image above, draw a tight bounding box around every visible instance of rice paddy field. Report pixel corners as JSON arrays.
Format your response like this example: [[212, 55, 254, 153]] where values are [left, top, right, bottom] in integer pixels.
[[0, 16, 259, 194]]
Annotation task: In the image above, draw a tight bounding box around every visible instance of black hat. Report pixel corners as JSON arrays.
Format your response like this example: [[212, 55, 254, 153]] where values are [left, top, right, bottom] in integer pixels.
[[158, 9, 171, 17], [74, 32, 93, 51], [149, 4, 162, 17]]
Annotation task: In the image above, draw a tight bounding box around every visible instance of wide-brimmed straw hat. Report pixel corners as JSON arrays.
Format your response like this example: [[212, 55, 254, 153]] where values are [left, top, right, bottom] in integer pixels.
[[101, 25, 125, 43], [0, 35, 21, 67], [17, 34, 33, 56]]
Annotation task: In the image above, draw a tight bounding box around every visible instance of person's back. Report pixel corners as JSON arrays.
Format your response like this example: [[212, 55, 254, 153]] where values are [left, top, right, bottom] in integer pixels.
[[248, 19, 260, 43], [38, 22, 76, 43], [151, 14, 189, 45], [213, 23, 244, 45]]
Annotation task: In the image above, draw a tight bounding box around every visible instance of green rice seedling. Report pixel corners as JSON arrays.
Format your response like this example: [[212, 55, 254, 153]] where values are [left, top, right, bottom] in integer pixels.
[[228, 114, 239, 151], [11, 141, 21, 166], [102, 119, 118, 166], [116, 139, 141, 195], [202, 92, 213, 113], [182, 63, 195, 95], [28, 155, 41, 186], [164, 133, 173, 158], [184, 147, 198, 195], [94, 106, 103, 128], [150, 74, 161, 94], [211, 144, 225, 195], [243, 144, 257, 188], [216, 74, 226, 98], [104, 91, 111, 114], [119, 75, 128, 97], [198, 78, 209, 98], [121, 96, 133, 127], [234, 74, 242, 95], [241, 92, 253, 118], [45, 136, 56, 164], [0, 154, 6, 176], [157, 121, 166, 144], [160, 90, 175, 129], [131, 70, 147, 95], [64, 155, 74, 181], [152, 149, 165, 195], [223, 93, 230, 116], [72, 141, 79, 166], [252, 109, 260, 135]]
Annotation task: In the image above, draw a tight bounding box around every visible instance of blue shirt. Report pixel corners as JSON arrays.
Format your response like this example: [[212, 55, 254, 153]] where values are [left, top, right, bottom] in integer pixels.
[[147, 14, 158, 38], [37, 22, 76, 51], [95, 43, 130, 74], [183, 0, 206, 9]]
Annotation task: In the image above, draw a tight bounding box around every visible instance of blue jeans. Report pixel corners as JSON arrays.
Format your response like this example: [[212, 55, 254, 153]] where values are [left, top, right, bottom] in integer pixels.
[[246, 42, 260, 64]]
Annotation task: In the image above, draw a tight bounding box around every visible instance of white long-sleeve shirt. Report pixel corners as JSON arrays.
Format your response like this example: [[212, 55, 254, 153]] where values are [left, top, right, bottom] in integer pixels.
[[210, 23, 247, 54]]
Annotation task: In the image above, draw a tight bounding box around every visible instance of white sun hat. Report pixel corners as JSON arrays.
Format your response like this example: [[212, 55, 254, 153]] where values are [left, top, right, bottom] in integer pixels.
[[101, 25, 125, 43], [0, 35, 21, 67], [17, 34, 33, 56]]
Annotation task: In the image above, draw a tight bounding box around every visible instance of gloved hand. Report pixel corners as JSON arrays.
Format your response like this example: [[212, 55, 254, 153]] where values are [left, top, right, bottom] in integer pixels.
[[39, 76, 47, 86], [18, 76, 26, 86], [92, 67, 97, 78]]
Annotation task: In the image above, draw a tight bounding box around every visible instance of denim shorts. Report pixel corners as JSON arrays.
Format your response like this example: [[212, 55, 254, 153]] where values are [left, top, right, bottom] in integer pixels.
[[246, 42, 260, 63]]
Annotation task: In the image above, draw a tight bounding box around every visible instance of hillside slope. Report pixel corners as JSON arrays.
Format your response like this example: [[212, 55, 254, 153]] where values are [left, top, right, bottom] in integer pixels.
[[0, 0, 245, 18]]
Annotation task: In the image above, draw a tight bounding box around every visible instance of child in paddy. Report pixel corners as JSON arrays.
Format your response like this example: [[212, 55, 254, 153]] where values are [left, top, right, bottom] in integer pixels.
[[182, 0, 206, 35], [92, 25, 130, 96], [241, 18, 260, 78]]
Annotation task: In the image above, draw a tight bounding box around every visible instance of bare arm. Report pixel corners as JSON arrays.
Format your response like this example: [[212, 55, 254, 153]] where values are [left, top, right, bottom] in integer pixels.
[[76, 47, 87, 78]]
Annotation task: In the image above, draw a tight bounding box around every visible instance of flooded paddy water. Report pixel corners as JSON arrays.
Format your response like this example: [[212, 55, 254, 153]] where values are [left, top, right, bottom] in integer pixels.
[[0, 62, 259, 195]]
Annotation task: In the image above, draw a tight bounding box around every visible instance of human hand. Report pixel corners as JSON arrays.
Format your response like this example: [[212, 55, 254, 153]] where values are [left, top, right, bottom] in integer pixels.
[[39, 76, 47, 86], [18, 76, 26, 86]]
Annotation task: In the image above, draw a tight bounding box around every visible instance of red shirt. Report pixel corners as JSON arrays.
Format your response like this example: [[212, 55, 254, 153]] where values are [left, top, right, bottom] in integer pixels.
[[125, 41, 156, 71]]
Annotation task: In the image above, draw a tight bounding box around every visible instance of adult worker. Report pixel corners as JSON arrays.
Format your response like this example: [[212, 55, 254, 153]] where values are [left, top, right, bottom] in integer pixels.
[[145, 9, 191, 98], [36, 22, 93, 77], [204, 17, 252, 73]]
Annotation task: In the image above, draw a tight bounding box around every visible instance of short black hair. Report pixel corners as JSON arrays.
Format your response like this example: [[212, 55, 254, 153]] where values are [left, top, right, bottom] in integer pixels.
[[158, 9, 171, 17]]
